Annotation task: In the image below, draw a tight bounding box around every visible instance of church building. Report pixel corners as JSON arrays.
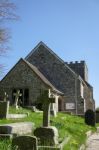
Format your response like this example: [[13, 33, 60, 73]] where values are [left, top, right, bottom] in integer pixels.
[[0, 42, 95, 114]]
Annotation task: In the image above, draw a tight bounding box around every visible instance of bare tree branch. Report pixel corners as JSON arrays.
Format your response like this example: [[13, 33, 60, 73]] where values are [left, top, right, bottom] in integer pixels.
[[0, 0, 18, 21], [0, 0, 18, 72]]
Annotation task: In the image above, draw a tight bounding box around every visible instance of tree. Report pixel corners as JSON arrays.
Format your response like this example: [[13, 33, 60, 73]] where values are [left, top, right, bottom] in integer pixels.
[[0, 0, 18, 71]]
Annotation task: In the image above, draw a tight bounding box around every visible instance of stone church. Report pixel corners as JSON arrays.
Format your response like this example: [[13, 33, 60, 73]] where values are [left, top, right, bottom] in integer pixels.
[[0, 42, 95, 114]]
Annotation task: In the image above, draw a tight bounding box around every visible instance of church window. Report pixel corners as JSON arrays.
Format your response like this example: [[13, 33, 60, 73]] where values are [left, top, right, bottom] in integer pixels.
[[81, 83, 84, 98]]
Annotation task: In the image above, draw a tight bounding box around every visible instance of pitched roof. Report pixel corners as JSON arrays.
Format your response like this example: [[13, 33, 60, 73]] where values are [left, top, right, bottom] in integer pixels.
[[25, 42, 93, 89], [22, 59, 63, 95], [25, 41, 77, 77], [0, 58, 63, 95]]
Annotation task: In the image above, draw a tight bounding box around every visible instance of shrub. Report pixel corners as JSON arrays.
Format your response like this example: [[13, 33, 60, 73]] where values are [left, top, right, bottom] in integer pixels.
[[85, 109, 95, 126]]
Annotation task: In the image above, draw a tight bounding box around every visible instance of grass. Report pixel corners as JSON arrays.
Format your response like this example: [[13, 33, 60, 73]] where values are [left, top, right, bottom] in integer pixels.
[[0, 107, 96, 150]]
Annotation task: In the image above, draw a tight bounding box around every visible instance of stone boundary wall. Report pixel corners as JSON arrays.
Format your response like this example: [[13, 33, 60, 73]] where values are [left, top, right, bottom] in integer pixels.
[[96, 111, 99, 123]]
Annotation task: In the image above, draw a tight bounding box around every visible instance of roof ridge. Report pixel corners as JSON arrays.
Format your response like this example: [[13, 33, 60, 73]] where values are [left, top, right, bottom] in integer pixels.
[[25, 42, 77, 77]]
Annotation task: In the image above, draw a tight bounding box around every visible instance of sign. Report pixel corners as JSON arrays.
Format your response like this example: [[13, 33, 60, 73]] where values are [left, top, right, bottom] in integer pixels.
[[66, 103, 75, 110]]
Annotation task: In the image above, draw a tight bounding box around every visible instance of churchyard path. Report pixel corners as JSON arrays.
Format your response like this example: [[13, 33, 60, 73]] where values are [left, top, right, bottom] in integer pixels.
[[86, 133, 99, 150]]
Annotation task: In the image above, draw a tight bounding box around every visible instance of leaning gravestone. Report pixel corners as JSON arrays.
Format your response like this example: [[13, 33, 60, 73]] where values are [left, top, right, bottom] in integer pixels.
[[12, 135, 38, 150], [34, 90, 59, 146], [85, 109, 96, 126], [0, 101, 9, 118]]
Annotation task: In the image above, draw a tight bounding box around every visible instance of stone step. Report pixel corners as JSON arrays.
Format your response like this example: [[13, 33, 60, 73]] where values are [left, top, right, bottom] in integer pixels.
[[0, 122, 34, 135]]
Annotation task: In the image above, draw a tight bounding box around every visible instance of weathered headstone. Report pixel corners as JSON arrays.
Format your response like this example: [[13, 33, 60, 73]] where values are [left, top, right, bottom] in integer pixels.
[[34, 126, 58, 146], [0, 101, 9, 118], [4, 92, 8, 101], [12, 135, 38, 150], [49, 89, 57, 117], [13, 90, 22, 109], [34, 89, 59, 146]]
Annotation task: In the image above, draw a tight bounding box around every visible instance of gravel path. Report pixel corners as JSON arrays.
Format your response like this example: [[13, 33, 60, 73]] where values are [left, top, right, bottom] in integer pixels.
[[86, 133, 99, 150]]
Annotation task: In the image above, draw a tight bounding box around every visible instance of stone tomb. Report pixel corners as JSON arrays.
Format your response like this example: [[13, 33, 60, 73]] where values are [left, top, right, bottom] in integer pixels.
[[0, 122, 34, 135], [34, 90, 59, 146], [12, 135, 38, 150]]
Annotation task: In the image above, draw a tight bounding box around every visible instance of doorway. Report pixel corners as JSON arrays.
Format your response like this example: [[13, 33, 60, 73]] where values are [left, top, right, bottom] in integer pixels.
[[12, 88, 29, 106], [24, 89, 29, 106], [58, 98, 63, 111]]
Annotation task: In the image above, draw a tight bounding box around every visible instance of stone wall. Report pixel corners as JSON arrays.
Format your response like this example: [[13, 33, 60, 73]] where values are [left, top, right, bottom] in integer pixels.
[[67, 61, 88, 82], [76, 79, 84, 114], [0, 59, 49, 105], [84, 83, 94, 111], [26, 45, 95, 114], [26, 45, 84, 114]]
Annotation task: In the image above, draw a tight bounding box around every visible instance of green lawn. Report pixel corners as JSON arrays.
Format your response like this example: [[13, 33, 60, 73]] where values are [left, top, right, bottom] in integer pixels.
[[0, 107, 96, 150]]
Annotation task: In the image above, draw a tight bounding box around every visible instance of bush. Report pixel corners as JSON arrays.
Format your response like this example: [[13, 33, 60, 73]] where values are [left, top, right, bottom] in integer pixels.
[[85, 109, 95, 126], [96, 107, 99, 112]]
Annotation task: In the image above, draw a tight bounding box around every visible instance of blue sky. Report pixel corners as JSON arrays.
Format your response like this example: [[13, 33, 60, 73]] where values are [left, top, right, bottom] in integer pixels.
[[1, 0, 99, 106]]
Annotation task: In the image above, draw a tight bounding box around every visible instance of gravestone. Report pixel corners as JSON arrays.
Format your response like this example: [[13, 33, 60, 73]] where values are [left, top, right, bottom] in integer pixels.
[[0, 101, 9, 118], [12, 135, 38, 150], [49, 89, 57, 117], [4, 92, 8, 101], [13, 90, 22, 109], [34, 89, 59, 146]]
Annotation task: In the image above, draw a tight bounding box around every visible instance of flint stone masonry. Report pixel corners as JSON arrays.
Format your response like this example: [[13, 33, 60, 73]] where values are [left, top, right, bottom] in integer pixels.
[[12, 135, 38, 150], [0, 101, 9, 118], [0, 59, 49, 106], [0, 122, 34, 135], [26, 45, 77, 112], [26, 43, 95, 114], [34, 126, 59, 146]]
